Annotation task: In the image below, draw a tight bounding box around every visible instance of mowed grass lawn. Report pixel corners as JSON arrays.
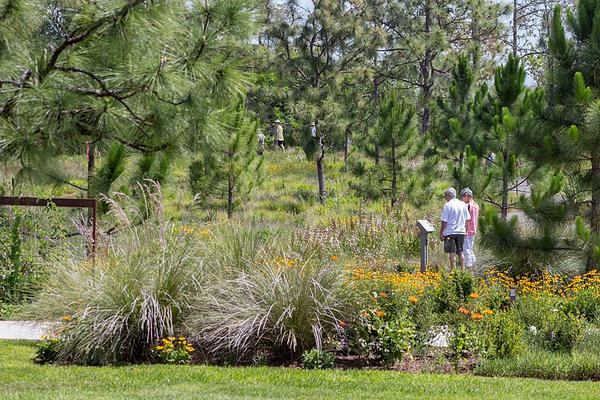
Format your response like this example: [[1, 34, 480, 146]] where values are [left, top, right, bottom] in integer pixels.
[[1, 341, 599, 400]]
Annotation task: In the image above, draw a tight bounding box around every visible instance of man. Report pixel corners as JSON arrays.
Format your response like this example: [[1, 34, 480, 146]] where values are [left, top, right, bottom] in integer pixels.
[[273, 119, 285, 152], [257, 130, 266, 155], [440, 187, 470, 270], [461, 187, 479, 268]]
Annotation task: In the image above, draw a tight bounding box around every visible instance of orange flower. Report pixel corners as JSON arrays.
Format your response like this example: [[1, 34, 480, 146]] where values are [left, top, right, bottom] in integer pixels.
[[408, 295, 418, 304], [61, 315, 73, 322], [458, 307, 471, 316], [330, 255, 338, 261], [469, 293, 480, 299], [483, 309, 494, 316], [471, 313, 484, 321], [338, 320, 347, 328], [361, 310, 369, 318], [374, 310, 385, 318], [379, 291, 389, 298]]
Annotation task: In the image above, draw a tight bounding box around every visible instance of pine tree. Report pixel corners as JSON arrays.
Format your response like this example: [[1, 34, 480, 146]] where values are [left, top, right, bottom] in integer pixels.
[[373, 91, 418, 208], [532, 2, 600, 269], [0, 0, 255, 198], [189, 105, 263, 218]]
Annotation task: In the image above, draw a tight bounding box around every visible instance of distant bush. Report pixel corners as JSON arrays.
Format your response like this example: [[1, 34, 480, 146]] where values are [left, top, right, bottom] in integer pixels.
[[293, 185, 317, 204]]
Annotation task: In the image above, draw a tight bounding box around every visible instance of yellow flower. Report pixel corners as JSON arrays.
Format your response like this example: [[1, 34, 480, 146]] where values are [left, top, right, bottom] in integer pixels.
[[483, 309, 494, 316], [185, 346, 195, 352], [178, 336, 186, 341], [61, 315, 73, 322], [155, 345, 164, 350], [374, 310, 385, 318], [469, 293, 480, 299]]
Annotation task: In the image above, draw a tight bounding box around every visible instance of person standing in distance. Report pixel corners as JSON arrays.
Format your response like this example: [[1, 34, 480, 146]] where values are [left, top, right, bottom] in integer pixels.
[[273, 119, 285, 152], [257, 130, 266, 155], [461, 187, 479, 268], [440, 187, 470, 270]]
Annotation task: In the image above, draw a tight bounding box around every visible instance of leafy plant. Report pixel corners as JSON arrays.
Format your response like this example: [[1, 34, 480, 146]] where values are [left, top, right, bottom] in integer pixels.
[[432, 270, 475, 314], [34, 336, 62, 365], [449, 323, 478, 371], [480, 311, 524, 359], [538, 312, 585, 354], [301, 348, 335, 369], [352, 305, 416, 365], [150, 336, 195, 365]]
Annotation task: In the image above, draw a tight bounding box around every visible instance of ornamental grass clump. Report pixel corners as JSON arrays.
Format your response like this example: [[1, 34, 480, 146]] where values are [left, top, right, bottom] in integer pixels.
[[186, 258, 357, 363], [27, 223, 199, 365]]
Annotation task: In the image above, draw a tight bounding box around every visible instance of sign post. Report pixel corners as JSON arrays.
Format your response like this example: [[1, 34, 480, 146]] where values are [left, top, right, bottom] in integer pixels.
[[416, 219, 435, 272]]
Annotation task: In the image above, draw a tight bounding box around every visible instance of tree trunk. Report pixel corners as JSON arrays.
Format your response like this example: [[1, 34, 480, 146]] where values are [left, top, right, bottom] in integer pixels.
[[391, 143, 397, 208], [86, 141, 95, 224], [587, 152, 600, 271], [512, 0, 518, 56], [86, 141, 95, 257], [501, 150, 509, 221], [317, 138, 326, 204], [373, 74, 381, 165], [343, 127, 350, 172], [470, 0, 481, 71], [227, 173, 234, 219], [420, 0, 433, 135]]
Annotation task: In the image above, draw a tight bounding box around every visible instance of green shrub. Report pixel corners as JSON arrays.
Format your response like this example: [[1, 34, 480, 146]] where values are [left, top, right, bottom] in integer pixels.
[[449, 323, 478, 371], [432, 270, 475, 313], [563, 289, 600, 322], [301, 348, 335, 369], [515, 295, 561, 329], [186, 260, 358, 362], [480, 311, 524, 358], [34, 337, 62, 365], [27, 222, 198, 365], [538, 312, 585, 353], [352, 307, 416, 365]]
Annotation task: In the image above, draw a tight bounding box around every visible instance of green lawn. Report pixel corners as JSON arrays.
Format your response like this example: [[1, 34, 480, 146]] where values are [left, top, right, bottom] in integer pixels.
[[1, 342, 599, 399]]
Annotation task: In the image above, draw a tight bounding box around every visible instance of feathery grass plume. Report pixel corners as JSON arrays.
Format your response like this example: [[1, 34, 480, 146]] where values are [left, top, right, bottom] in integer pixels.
[[26, 219, 200, 365], [186, 257, 358, 362]]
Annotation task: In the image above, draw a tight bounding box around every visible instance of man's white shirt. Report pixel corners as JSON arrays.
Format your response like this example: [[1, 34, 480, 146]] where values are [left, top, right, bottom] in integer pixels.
[[441, 198, 470, 236]]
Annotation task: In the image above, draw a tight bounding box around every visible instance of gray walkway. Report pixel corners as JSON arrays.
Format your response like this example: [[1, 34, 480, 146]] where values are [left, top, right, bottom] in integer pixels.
[[0, 321, 53, 340]]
